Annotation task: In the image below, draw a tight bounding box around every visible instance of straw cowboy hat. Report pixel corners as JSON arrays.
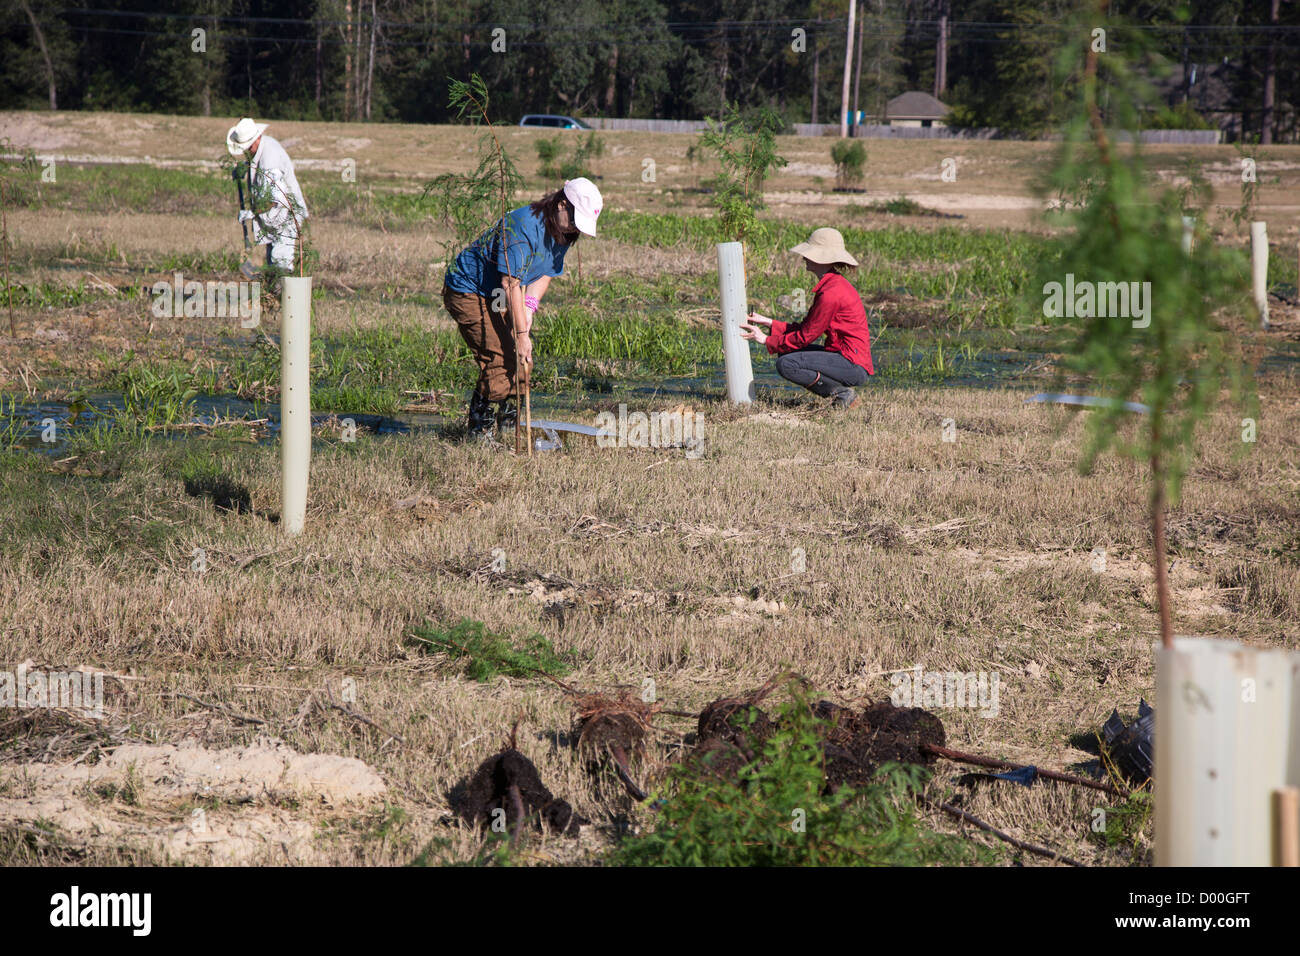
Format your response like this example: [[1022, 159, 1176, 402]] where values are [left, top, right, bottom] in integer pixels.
[[789, 227, 859, 267], [226, 117, 269, 156]]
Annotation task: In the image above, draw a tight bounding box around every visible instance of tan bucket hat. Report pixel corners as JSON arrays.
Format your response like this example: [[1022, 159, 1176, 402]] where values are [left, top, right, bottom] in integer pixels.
[[790, 227, 859, 267]]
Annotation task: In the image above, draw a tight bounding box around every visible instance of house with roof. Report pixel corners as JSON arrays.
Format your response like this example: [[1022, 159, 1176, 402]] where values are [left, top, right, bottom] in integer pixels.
[[881, 91, 951, 128]]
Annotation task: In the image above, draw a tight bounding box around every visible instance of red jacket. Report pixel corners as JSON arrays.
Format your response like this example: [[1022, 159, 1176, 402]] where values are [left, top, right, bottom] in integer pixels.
[[765, 272, 873, 374]]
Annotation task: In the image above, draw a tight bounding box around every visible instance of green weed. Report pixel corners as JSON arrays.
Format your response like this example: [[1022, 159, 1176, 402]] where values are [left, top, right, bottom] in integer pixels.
[[408, 618, 573, 682]]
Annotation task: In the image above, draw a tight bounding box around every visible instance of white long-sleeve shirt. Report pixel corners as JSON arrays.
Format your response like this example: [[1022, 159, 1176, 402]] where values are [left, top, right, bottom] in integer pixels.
[[248, 135, 308, 244]]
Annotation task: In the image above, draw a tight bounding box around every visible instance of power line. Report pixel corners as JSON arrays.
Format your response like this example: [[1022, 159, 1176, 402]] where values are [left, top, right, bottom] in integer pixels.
[[58, 22, 1295, 58], [56, 7, 1300, 36]]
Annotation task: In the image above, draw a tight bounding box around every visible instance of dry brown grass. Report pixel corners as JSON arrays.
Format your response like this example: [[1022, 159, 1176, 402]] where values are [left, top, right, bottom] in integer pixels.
[[2, 374, 1297, 865]]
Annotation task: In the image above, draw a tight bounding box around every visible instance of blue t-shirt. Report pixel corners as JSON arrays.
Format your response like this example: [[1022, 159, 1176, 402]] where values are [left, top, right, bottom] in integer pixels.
[[444, 205, 569, 297]]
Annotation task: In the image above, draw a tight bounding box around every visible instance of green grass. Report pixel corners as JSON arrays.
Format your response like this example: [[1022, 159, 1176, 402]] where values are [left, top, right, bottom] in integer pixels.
[[6, 163, 438, 232], [540, 304, 714, 375], [0, 440, 186, 560], [7, 281, 103, 309], [408, 618, 573, 682], [0, 395, 23, 449], [214, 326, 472, 414], [601, 211, 1041, 328], [115, 363, 199, 426], [855, 196, 957, 218], [5, 164, 229, 214]]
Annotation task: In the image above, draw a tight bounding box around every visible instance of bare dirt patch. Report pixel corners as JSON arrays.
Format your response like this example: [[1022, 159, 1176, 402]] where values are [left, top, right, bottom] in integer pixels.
[[0, 738, 386, 864]]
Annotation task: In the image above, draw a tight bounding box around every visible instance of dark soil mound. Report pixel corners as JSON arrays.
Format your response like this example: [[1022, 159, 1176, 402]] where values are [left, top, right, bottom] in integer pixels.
[[697, 699, 773, 761], [685, 736, 750, 781], [458, 748, 585, 836], [686, 692, 944, 791], [811, 699, 946, 789]]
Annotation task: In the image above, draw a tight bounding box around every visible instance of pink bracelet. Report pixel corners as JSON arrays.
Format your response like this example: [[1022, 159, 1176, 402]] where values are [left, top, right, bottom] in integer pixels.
[[524, 295, 540, 313]]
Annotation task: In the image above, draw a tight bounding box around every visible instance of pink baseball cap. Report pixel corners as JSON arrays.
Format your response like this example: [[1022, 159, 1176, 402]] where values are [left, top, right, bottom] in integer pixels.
[[563, 177, 603, 237]]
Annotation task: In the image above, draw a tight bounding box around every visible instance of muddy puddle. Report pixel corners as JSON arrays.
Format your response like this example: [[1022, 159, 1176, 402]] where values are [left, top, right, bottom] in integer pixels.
[[3, 391, 436, 453], [4, 343, 1296, 453]]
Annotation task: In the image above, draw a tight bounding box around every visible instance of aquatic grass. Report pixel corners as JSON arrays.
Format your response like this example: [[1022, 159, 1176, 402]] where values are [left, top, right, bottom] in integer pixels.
[[538, 305, 715, 375], [600, 212, 1040, 329], [10, 281, 100, 309], [114, 364, 199, 427], [224, 325, 475, 412], [0, 395, 23, 448]]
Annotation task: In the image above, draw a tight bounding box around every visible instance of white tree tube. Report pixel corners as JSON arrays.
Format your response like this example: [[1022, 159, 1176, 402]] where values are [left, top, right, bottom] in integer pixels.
[[1181, 215, 1195, 255], [1251, 221, 1269, 329], [280, 276, 312, 536], [717, 241, 754, 403], [1155, 636, 1300, 866]]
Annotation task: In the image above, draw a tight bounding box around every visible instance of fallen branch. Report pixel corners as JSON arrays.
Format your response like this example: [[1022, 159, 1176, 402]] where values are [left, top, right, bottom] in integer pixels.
[[175, 692, 266, 726], [928, 798, 1084, 867], [921, 743, 1126, 797], [323, 682, 406, 746]]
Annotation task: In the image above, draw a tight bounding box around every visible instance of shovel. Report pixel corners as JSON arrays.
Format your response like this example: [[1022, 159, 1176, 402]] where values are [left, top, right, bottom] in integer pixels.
[[233, 163, 260, 280]]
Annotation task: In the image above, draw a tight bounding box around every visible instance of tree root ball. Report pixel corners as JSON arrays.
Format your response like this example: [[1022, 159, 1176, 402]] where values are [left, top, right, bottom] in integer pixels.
[[458, 748, 586, 836], [573, 692, 654, 767], [811, 700, 946, 790], [696, 699, 773, 761]]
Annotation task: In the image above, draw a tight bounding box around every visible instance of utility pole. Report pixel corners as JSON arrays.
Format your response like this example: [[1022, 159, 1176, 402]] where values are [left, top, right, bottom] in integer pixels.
[[812, 47, 820, 124], [852, 7, 865, 130], [840, 0, 857, 137]]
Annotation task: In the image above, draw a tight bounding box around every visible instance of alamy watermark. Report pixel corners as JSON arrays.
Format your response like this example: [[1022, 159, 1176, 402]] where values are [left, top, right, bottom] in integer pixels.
[[890, 665, 1000, 718], [1042, 273, 1151, 328], [595, 403, 705, 457], [50, 886, 150, 936], [1, 663, 104, 718], [150, 273, 261, 328]]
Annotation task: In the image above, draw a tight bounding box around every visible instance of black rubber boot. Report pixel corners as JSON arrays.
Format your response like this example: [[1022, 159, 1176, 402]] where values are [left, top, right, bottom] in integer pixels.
[[467, 391, 495, 436], [496, 398, 518, 431]]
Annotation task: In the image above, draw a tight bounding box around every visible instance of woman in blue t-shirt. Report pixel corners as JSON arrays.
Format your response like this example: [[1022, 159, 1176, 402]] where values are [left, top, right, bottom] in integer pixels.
[[442, 178, 603, 436]]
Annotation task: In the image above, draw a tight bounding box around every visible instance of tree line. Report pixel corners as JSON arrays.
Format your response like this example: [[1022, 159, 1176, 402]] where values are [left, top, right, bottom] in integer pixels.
[[1, 1, 1296, 141]]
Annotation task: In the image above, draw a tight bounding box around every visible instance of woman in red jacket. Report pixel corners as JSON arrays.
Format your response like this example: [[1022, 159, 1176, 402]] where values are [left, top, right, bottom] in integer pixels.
[[741, 227, 873, 409]]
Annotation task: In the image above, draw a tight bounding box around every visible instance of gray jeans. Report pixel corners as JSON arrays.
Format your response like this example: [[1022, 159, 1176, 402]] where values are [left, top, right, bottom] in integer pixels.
[[774, 347, 870, 397]]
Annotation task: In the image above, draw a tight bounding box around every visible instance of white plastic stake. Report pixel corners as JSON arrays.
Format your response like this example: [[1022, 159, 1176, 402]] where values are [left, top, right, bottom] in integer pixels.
[[280, 276, 312, 536], [1155, 636, 1300, 866], [717, 241, 754, 403], [1181, 215, 1195, 254], [1251, 221, 1269, 329]]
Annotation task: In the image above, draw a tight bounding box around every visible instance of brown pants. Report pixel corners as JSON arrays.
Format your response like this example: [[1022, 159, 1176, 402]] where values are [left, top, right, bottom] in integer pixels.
[[442, 285, 527, 402]]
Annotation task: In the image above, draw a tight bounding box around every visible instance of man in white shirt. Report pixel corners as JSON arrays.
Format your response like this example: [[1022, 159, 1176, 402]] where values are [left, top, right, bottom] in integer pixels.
[[226, 118, 309, 271]]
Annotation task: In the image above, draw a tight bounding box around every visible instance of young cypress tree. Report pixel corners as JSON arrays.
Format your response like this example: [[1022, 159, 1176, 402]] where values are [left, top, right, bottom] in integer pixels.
[[1035, 2, 1256, 648]]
